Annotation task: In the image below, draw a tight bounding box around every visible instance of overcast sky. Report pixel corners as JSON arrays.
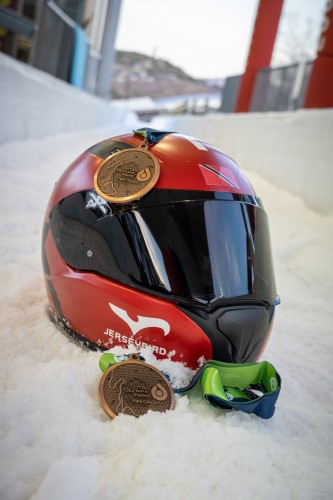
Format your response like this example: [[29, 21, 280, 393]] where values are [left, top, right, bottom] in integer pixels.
[[115, 0, 327, 79]]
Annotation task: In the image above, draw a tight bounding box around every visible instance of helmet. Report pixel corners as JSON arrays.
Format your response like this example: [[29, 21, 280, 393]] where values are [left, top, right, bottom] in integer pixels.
[[42, 128, 279, 368]]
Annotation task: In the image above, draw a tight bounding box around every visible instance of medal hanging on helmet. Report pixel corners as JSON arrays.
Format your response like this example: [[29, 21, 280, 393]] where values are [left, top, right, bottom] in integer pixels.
[[94, 141, 160, 204]]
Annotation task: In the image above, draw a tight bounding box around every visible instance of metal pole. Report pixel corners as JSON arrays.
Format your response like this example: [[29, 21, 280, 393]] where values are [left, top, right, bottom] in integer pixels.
[[95, 0, 122, 98], [235, 0, 284, 112], [303, 0, 333, 108]]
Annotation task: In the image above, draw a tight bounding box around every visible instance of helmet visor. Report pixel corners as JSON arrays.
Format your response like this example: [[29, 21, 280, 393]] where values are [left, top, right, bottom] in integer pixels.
[[126, 200, 276, 305], [51, 194, 277, 307]]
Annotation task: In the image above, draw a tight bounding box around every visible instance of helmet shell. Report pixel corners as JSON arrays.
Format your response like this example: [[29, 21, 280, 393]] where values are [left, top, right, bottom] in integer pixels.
[[46, 132, 255, 210], [42, 131, 277, 368]]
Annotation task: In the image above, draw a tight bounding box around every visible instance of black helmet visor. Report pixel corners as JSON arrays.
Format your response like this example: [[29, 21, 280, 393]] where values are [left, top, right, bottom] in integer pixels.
[[50, 191, 277, 308], [125, 200, 276, 306]]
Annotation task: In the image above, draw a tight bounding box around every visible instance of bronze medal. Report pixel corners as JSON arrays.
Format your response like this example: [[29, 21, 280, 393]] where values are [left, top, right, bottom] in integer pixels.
[[99, 360, 175, 418], [94, 143, 160, 203]]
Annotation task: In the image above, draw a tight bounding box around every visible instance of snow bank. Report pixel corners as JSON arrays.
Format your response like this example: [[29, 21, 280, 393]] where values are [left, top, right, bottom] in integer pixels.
[[0, 128, 332, 500], [151, 109, 333, 215], [0, 53, 128, 144]]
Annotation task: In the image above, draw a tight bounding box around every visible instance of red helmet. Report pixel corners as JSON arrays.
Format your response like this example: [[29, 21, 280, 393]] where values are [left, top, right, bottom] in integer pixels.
[[42, 128, 279, 369]]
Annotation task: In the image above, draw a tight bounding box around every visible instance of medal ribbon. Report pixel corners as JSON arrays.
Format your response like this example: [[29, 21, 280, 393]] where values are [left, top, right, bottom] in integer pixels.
[[133, 127, 174, 144], [99, 354, 281, 419]]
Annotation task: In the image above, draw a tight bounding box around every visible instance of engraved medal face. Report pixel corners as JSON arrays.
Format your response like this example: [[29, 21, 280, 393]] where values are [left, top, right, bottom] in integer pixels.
[[94, 145, 160, 203], [99, 361, 175, 418]]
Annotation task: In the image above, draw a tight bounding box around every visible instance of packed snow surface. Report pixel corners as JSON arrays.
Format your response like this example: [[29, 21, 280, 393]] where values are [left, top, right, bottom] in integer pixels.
[[0, 127, 332, 500]]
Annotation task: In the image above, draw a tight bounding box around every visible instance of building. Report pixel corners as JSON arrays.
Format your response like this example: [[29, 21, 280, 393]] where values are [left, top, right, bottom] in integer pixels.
[[0, 0, 122, 98]]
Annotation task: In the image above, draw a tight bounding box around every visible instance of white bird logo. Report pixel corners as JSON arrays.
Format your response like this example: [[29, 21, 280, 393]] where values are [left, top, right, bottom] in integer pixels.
[[109, 303, 170, 336]]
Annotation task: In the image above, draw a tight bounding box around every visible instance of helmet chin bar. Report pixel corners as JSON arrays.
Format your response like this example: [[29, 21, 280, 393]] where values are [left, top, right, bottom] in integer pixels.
[[177, 302, 276, 364]]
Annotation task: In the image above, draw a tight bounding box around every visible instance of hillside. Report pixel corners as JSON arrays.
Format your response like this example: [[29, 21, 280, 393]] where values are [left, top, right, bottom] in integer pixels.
[[112, 50, 222, 99]]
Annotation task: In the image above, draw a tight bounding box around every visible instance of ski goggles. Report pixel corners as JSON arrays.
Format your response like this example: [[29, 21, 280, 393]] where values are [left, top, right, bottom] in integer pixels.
[[99, 353, 281, 419]]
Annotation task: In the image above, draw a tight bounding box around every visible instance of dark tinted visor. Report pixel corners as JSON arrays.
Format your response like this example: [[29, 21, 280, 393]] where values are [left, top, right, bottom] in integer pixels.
[[50, 191, 277, 307]]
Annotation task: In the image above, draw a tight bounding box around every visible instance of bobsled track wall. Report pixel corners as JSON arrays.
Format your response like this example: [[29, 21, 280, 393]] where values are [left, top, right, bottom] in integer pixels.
[[152, 110, 333, 215], [0, 53, 128, 144], [1, 53, 332, 215]]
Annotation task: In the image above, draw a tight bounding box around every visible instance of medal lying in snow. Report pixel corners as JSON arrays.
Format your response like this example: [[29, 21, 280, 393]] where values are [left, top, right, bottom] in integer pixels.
[[98, 353, 175, 418], [98, 353, 281, 419]]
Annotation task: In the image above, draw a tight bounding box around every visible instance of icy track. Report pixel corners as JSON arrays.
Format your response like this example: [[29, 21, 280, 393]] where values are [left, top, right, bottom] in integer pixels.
[[0, 127, 332, 500]]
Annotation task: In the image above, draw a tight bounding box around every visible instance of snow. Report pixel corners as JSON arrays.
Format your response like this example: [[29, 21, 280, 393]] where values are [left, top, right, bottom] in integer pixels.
[[1, 125, 333, 500]]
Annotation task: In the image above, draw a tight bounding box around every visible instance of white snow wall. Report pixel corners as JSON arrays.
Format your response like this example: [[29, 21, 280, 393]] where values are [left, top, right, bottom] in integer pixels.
[[152, 110, 333, 215], [0, 53, 127, 143], [1, 53, 332, 214]]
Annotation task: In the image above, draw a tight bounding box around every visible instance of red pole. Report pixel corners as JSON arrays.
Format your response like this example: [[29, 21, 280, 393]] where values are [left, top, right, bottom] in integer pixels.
[[235, 0, 284, 112], [303, 1, 333, 109]]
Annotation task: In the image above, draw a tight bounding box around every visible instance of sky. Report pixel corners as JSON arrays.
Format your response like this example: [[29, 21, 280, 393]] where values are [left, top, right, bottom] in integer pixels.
[[115, 0, 328, 79]]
